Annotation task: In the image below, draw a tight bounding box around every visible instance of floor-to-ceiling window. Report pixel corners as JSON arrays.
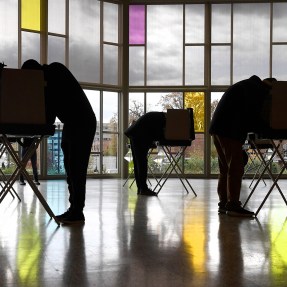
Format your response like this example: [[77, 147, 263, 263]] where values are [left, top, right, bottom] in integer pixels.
[[0, 0, 121, 178], [128, 2, 287, 177], [2, 1, 287, 179]]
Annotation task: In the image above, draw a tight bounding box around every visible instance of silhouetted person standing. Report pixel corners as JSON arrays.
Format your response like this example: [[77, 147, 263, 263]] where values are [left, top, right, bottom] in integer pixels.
[[22, 59, 97, 224]]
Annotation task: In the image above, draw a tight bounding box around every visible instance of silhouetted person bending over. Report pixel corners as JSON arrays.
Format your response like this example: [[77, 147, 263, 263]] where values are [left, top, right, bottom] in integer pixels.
[[209, 75, 276, 217], [125, 112, 166, 196], [22, 59, 97, 224]]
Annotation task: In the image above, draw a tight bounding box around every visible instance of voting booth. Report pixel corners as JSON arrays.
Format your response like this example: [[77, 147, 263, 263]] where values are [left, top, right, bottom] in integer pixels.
[[0, 67, 58, 224]]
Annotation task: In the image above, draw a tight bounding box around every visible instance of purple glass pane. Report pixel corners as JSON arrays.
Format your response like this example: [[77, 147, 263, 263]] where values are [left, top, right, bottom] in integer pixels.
[[129, 5, 145, 45]]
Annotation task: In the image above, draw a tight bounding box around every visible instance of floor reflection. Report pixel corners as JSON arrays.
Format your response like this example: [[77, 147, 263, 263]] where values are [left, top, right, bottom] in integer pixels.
[[0, 179, 287, 287]]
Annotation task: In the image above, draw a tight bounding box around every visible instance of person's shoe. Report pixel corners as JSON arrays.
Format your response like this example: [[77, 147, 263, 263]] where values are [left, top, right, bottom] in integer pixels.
[[34, 181, 40, 185], [218, 201, 227, 214], [139, 188, 157, 196], [61, 212, 85, 224], [19, 181, 26, 185], [226, 201, 255, 217], [55, 209, 72, 222]]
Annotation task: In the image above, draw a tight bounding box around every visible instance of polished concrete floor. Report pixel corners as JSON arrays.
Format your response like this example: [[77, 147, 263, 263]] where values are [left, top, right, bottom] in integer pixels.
[[0, 177, 287, 287]]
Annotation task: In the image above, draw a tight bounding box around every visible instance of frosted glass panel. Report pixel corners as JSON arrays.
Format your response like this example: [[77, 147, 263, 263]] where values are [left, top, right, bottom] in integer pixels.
[[129, 46, 144, 86], [185, 4, 205, 44], [147, 5, 183, 86], [21, 31, 40, 64], [103, 44, 118, 85], [129, 5, 145, 45], [273, 3, 287, 42], [69, 0, 100, 83], [21, 0, 41, 31], [48, 0, 65, 34], [233, 4, 270, 82], [211, 46, 230, 85], [104, 2, 118, 43], [272, 45, 287, 80], [48, 36, 65, 64], [185, 46, 204, 85], [211, 4, 231, 43], [0, 0, 18, 68]]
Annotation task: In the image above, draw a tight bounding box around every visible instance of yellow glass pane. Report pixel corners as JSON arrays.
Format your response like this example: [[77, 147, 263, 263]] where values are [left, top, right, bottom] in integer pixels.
[[184, 92, 205, 133], [21, 0, 41, 31]]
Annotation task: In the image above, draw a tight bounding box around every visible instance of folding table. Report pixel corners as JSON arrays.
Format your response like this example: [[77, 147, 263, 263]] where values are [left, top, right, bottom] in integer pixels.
[[152, 108, 197, 196], [243, 81, 287, 216], [243, 133, 287, 216], [0, 125, 58, 223]]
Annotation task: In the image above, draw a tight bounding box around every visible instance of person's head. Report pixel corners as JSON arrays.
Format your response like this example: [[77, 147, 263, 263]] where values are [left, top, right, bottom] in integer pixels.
[[263, 77, 277, 87], [21, 59, 42, 70]]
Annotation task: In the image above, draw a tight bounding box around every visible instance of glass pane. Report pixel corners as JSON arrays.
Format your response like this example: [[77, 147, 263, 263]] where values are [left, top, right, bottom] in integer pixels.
[[211, 46, 230, 85], [184, 92, 204, 133], [273, 3, 287, 42], [146, 92, 183, 112], [147, 5, 183, 86], [185, 4, 205, 44], [48, 36, 65, 64], [103, 133, 118, 174], [211, 4, 231, 43], [129, 5, 145, 45], [129, 93, 145, 124], [47, 126, 65, 175], [185, 46, 204, 85], [104, 2, 118, 43], [103, 44, 118, 85], [69, 0, 100, 83], [85, 90, 100, 175], [1, 142, 18, 176], [21, 0, 41, 31], [211, 92, 224, 119], [0, 0, 18, 68], [48, 0, 66, 34], [184, 134, 204, 175], [129, 46, 145, 86], [103, 92, 118, 132], [21, 31, 40, 64], [233, 4, 270, 83], [272, 45, 287, 80]]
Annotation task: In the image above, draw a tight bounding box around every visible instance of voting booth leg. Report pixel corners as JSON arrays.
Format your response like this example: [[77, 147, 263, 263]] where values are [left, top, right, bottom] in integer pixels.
[[0, 135, 60, 225]]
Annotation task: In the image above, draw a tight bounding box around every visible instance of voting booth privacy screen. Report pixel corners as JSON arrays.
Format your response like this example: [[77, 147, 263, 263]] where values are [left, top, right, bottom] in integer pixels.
[[0, 68, 46, 125]]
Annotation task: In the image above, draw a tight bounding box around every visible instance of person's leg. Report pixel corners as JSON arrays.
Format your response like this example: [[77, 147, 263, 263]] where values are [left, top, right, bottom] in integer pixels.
[[59, 123, 96, 222], [61, 128, 74, 210], [215, 135, 254, 217], [213, 135, 228, 206], [129, 137, 157, 196], [129, 137, 149, 191], [219, 137, 244, 203], [30, 151, 39, 183], [19, 147, 27, 184]]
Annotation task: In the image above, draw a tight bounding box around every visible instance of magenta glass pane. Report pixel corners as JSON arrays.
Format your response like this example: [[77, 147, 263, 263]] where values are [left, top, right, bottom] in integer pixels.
[[129, 5, 145, 45]]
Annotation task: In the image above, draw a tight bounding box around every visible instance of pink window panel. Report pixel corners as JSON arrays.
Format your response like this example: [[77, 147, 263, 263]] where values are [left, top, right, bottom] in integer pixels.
[[129, 5, 145, 45]]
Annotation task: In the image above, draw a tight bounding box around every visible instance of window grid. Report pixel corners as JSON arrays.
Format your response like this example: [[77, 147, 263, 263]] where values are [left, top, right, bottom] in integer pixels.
[[2, 2, 287, 178]]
